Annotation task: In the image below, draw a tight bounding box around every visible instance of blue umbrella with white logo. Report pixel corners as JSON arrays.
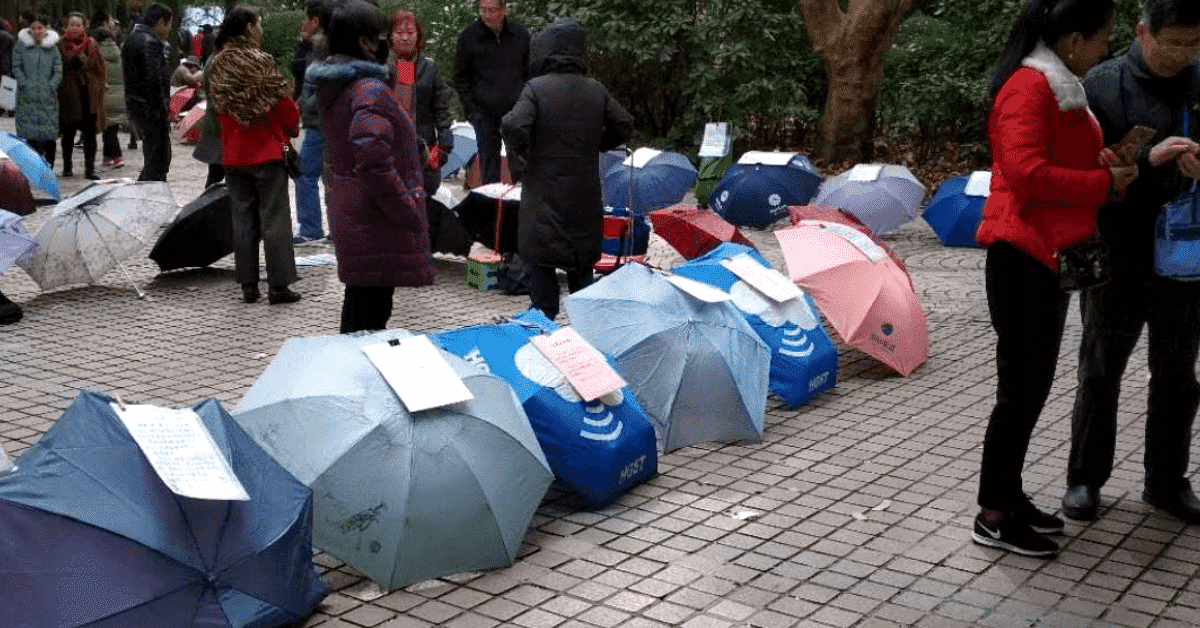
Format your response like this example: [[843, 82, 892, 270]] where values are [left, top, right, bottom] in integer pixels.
[[710, 152, 822, 229], [602, 148, 697, 215], [923, 171, 989, 247]]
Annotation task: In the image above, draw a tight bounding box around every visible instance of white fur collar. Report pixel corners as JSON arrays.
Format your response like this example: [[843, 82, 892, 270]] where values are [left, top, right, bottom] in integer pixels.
[[1021, 41, 1087, 111], [18, 28, 60, 49]]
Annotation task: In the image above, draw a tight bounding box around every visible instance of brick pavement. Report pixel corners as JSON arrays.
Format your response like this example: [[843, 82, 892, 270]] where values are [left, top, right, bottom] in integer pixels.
[[1, 115, 1199, 628]]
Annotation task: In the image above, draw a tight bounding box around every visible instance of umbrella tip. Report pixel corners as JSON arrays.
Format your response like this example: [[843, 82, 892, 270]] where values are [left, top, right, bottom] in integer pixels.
[[113, 392, 127, 410]]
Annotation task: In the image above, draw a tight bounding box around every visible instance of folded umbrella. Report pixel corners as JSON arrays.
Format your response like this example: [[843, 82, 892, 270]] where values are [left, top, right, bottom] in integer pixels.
[[0, 131, 59, 200], [565, 263, 771, 452], [788, 204, 912, 289], [149, 182, 234, 271], [0, 391, 330, 628], [775, 220, 928, 375], [694, 152, 733, 208], [923, 171, 989, 248], [710, 151, 822, 229], [0, 156, 36, 217], [441, 122, 477, 180], [602, 148, 698, 216], [453, 183, 521, 254], [0, 209, 36, 274], [234, 328, 553, 590], [648, 204, 756, 260], [813, 163, 926, 235]]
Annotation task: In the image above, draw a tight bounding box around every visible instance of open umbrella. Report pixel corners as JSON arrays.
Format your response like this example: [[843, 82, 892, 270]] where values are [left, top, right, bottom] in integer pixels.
[[178, 102, 207, 145], [149, 182, 234, 271], [441, 122, 478, 180], [775, 220, 928, 375], [565, 263, 771, 452], [434, 309, 658, 506], [672, 243, 838, 408], [602, 148, 698, 216], [454, 183, 521, 254], [170, 86, 197, 118], [233, 328, 552, 590], [17, 181, 178, 296], [694, 152, 733, 208], [0, 156, 36, 217], [648, 204, 756, 260], [813, 163, 927, 235], [0, 391, 330, 628], [0, 209, 36, 274], [0, 131, 59, 200], [709, 151, 822, 229], [427, 195, 473, 256], [788, 204, 912, 288], [923, 171, 989, 248]]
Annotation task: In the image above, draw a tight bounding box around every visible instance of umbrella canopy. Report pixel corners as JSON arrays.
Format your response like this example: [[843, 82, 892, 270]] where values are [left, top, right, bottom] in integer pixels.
[[672, 243, 838, 408], [565, 263, 771, 452], [0, 391, 330, 628], [0, 157, 36, 217], [0, 131, 59, 200], [150, 182, 234, 271], [454, 183, 521, 253], [923, 171, 988, 248], [234, 328, 553, 590], [710, 152, 822, 229], [427, 195, 473, 256], [170, 86, 197, 118], [179, 102, 207, 145], [441, 122, 478, 179], [602, 148, 698, 216], [788, 204, 912, 289], [17, 181, 179, 293], [434, 309, 658, 506], [0, 209, 36, 274], [648, 204, 756, 260], [694, 152, 733, 208], [814, 164, 926, 235], [775, 220, 928, 375]]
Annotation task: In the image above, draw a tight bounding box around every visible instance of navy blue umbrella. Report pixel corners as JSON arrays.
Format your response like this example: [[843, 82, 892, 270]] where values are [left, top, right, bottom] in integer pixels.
[[710, 152, 822, 229], [602, 148, 697, 216], [922, 171, 988, 248], [0, 391, 329, 627]]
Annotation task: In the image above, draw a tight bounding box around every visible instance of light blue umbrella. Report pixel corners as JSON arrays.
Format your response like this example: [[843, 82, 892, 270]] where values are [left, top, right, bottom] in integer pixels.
[[602, 148, 698, 216], [709, 152, 822, 229], [565, 263, 771, 452], [441, 123, 478, 180], [234, 329, 552, 590], [0, 209, 36, 274], [0, 131, 59, 200], [814, 163, 926, 235], [923, 171, 988, 248]]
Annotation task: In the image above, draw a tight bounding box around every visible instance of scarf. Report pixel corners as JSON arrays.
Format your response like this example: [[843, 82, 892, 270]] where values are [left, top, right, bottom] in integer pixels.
[[60, 29, 95, 63], [393, 57, 415, 122], [208, 38, 292, 126]]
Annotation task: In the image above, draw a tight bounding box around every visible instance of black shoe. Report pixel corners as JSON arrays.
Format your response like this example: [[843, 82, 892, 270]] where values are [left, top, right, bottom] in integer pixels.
[[1142, 485, 1200, 524], [971, 513, 1059, 558], [1062, 485, 1100, 521], [0, 302, 22, 325], [62, 168, 73, 178], [1013, 494, 1064, 534], [241, 283, 260, 303], [267, 286, 302, 305], [84, 172, 99, 180]]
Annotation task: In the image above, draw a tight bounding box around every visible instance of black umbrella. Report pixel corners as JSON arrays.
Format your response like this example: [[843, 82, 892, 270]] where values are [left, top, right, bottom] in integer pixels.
[[453, 183, 521, 254], [428, 196, 472, 256], [149, 183, 234, 271]]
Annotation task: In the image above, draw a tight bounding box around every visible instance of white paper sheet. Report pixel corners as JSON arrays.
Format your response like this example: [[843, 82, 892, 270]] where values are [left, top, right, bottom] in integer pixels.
[[964, 171, 992, 197], [0, 445, 13, 473], [363, 336, 475, 412], [720, 253, 802, 303], [738, 151, 796, 166], [817, 222, 887, 263], [699, 122, 731, 158], [112, 403, 250, 501], [666, 274, 733, 302], [847, 164, 883, 182], [531, 328, 627, 402], [624, 147, 664, 169]]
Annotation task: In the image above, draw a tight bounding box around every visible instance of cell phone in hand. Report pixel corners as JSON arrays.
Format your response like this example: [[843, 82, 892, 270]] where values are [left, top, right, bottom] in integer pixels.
[[1109, 125, 1155, 165]]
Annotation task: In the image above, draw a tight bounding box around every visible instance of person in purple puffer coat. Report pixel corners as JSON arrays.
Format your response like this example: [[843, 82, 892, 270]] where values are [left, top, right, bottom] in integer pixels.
[[310, 0, 433, 333]]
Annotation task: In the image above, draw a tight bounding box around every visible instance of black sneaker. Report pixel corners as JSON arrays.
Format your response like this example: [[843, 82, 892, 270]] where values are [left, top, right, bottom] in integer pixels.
[[1013, 494, 1065, 535], [971, 514, 1059, 558]]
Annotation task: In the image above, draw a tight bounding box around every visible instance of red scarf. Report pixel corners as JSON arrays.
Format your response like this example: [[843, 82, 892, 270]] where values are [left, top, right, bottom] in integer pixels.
[[393, 58, 416, 122], [61, 29, 93, 62]]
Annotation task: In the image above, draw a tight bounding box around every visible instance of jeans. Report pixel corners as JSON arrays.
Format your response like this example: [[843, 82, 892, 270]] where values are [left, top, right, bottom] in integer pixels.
[[529, 262, 594, 321], [978, 242, 1071, 512], [294, 127, 325, 239], [471, 113, 504, 185], [132, 115, 171, 182], [340, 285, 395, 333], [225, 162, 298, 287]]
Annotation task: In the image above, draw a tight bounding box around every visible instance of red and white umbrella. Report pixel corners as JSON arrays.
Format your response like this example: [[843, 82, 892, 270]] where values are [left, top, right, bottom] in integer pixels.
[[178, 103, 206, 145]]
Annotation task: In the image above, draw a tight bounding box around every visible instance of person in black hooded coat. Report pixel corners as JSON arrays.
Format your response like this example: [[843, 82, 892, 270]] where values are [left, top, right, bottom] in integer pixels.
[[501, 17, 632, 319]]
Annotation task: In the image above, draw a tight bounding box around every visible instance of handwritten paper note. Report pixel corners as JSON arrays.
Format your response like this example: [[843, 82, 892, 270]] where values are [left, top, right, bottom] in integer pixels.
[[847, 164, 883, 182], [531, 327, 627, 402], [720, 253, 802, 303], [699, 122, 731, 158], [666, 274, 733, 303], [112, 403, 250, 501], [817, 222, 887, 263], [738, 151, 796, 166], [964, 171, 992, 197], [363, 335, 475, 412]]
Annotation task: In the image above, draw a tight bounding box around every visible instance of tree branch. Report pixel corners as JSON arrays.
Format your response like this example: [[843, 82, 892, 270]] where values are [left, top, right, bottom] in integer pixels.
[[799, 0, 845, 53]]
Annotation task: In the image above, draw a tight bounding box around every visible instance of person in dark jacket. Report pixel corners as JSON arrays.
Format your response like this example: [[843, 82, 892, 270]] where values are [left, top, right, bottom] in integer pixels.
[[1062, 0, 1200, 525], [312, 0, 433, 333], [12, 16, 60, 165], [292, 0, 328, 244], [501, 17, 633, 320], [122, 3, 173, 182], [454, 0, 528, 185], [0, 21, 15, 91]]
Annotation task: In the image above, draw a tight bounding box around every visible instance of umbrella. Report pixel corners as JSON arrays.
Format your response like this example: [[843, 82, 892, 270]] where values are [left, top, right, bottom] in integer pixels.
[[434, 309, 658, 506], [454, 183, 520, 254], [170, 86, 197, 118], [441, 122, 478, 180], [709, 151, 822, 229], [427, 195, 473, 256], [923, 171, 989, 248], [648, 204, 756, 260], [602, 148, 698, 216], [149, 182, 234, 271], [233, 328, 553, 590], [0, 131, 59, 200], [694, 152, 733, 208], [0, 157, 36, 217], [0, 391, 330, 628], [17, 181, 179, 296], [813, 163, 927, 235], [672, 243, 838, 408], [0, 209, 36, 274], [775, 220, 928, 375], [565, 263, 771, 452], [788, 204, 912, 289], [179, 102, 207, 145]]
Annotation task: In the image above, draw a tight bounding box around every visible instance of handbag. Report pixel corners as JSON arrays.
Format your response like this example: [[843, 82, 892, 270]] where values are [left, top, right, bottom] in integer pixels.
[[281, 140, 302, 180], [1058, 234, 1111, 291], [1154, 106, 1200, 281]]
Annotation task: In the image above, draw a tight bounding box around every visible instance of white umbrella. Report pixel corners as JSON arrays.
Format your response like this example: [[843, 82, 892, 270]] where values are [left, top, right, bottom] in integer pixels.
[[17, 181, 178, 297], [0, 209, 36, 275]]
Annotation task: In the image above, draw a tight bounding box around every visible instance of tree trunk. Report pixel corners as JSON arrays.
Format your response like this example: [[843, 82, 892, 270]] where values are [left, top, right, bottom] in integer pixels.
[[800, 0, 916, 163]]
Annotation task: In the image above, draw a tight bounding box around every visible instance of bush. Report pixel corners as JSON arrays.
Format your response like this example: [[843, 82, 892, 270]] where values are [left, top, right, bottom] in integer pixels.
[[261, 8, 304, 84]]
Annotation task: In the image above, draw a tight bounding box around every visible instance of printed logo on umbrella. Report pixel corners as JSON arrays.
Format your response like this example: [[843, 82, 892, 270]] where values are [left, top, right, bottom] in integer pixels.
[[727, 279, 820, 359], [768, 193, 782, 207], [513, 343, 625, 442], [872, 323, 897, 353]]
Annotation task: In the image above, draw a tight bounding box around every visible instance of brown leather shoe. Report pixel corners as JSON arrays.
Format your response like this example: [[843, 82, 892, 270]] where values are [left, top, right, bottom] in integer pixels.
[[267, 286, 302, 305]]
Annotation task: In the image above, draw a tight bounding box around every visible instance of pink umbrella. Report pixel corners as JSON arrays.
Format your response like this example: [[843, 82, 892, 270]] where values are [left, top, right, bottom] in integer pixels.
[[169, 86, 196, 118], [774, 219, 928, 376], [178, 103, 206, 145]]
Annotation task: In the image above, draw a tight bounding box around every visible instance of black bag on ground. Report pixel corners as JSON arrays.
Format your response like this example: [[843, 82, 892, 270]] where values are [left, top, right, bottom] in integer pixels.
[[497, 253, 532, 295]]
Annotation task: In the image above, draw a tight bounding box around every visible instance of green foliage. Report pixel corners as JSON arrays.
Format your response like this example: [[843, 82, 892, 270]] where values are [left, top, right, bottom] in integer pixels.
[[261, 8, 304, 82]]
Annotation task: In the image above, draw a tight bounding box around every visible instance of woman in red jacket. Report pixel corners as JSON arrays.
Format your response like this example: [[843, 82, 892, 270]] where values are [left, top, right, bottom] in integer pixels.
[[208, 6, 302, 305], [972, 0, 1138, 558]]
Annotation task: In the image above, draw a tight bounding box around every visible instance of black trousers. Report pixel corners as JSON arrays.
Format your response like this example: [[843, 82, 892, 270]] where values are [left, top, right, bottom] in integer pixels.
[[470, 112, 504, 185], [225, 162, 297, 287], [529, 262, 594, 321], [102, 123, 122, 160], [978, 242, 1071, 512], [132, 115, 171, 182], [1068, 273, 1200, 493], [26, 139, 55, 168], [340, 285, 395, 333], [61, 117, 97, 175]]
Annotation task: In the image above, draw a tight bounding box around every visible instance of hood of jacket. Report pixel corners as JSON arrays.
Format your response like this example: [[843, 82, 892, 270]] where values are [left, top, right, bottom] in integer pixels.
[[529, 17, 586, 77], [309, 55, 389, 110], [1021, 41, 1087, 111], [18, 28, 59, 49]]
